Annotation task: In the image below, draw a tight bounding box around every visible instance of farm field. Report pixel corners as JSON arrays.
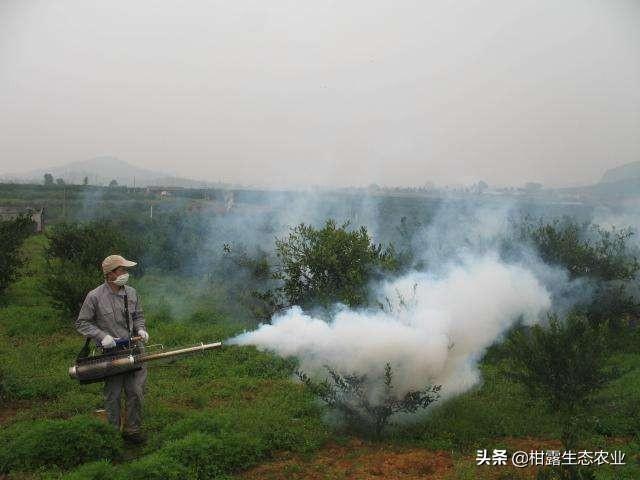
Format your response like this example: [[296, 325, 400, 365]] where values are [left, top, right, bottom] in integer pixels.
[[1, 185, 640, 480]]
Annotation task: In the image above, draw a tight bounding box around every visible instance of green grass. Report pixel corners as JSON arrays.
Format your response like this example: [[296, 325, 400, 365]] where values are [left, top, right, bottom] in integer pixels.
[[0, 416, 123, 473], [3, 234, 640, 479], [0, 235, 328, 478], [391, 361, 563, 450]]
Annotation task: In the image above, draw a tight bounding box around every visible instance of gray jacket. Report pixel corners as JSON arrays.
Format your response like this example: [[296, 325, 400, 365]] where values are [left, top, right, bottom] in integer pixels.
[[75, 282, 146, 342]]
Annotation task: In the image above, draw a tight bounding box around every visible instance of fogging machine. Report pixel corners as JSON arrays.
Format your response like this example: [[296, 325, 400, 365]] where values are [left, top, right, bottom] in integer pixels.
[[69, 335, 222, 384]]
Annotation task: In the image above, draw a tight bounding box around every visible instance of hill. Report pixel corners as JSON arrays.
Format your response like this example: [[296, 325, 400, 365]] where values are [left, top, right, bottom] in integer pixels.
[[2, 156, 224, 188], [600, 161, 640, 184]]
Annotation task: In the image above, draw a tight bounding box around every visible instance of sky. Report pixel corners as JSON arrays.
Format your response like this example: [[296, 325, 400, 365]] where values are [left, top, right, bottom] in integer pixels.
[[0, 0, 639, 188]]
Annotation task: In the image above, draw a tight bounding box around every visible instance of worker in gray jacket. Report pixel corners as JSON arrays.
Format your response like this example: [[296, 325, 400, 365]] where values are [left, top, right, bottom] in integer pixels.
[[76, 254, 149, 444]]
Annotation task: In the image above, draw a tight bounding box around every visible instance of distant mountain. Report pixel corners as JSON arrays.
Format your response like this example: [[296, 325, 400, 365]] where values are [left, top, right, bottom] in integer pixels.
[[551, 161, 640, 199], [2, 156, 222, 188], [600, 161, 640, 184]]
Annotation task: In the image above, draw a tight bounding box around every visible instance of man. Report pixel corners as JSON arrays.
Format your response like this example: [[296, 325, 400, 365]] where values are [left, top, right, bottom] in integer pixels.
[[75, 254, 149, 444]]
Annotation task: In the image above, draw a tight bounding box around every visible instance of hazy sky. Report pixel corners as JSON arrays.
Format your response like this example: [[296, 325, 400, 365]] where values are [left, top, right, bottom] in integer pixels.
[[1, 0, 639, 188]]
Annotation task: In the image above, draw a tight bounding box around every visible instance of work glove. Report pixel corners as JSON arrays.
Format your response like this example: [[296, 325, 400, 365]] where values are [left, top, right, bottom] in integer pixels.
[[101, 334, 116, 349], [137, 329, 149, 342]]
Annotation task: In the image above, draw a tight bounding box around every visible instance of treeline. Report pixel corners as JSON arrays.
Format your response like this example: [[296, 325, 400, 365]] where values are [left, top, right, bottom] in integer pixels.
[[0, 183, 221, 224], [3, 209, 638, 329], [42, 212, 213, 315]]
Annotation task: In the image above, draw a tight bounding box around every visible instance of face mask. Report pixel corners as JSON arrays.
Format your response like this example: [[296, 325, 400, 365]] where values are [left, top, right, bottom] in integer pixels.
[[112, 273, 129, 286]]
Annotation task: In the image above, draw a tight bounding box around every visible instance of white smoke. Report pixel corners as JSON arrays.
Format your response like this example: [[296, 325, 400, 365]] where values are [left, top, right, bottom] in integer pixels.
[[231, 254, 551, 398]]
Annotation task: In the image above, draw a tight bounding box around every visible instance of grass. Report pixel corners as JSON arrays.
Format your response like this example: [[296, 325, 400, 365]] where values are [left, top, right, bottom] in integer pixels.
[[2, 234, 640, 479], [0, 235, 329, 479], [392, 361, 563, 450], [0, 416, 123, 472]]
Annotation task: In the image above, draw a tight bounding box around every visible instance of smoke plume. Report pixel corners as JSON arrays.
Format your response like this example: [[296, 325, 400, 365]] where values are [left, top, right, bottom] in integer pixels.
[[231, 254, 551, 398]]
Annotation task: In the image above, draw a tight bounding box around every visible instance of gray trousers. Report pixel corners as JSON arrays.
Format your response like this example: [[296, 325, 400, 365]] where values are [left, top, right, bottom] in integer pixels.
[[103, 365, 147, 434]]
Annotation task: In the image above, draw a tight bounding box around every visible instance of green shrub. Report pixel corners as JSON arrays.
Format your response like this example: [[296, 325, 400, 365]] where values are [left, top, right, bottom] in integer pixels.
[[142, 211, 210, 273], [516, 217, 640, 327], [0, 214, 34, 296], [517, 217, 639, 282], [576, 282, 640, 329], [234, 219, 402, 317], [43, 220, 134, 316], [41, 258, 102, 317], [276, 220, 400, 308], [46, 221, 133, 269], [0, 416, 123, 473], [298, 363, 440, 438], [505, 314, 613, 413], [505, 314, 618, 452]]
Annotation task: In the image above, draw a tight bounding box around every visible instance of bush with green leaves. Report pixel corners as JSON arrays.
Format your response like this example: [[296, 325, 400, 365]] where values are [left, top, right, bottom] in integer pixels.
[[42, 220, 143, 316], [298, 363, 441, 437], [42, 258, 104, 317], [503, 315, 617, 479], [0, 214, 33, 296], [275, 220, 399, 309], [224, 219, 401, 319], [516, 217, 640, 327], [517, 217, 639, 281], [577, 281, 640, 329], [505, 314, 618, 457], [506, 314, 613, 414], [0, 416, 123, 473], [142, 211, 211, 273], [46, 220, 135, 268]]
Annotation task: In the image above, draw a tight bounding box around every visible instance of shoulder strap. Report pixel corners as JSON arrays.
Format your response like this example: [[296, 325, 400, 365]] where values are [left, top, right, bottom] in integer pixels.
[[124, 292, 132, 337]]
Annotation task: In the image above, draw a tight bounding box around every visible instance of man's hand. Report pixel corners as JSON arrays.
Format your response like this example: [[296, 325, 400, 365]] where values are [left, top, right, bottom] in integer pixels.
[[137, 329, 149, 342], [101, 334, 116, 349]]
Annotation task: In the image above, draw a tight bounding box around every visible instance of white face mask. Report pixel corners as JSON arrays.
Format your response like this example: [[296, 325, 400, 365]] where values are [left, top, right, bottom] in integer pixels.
[[112, 273, 129, 286]]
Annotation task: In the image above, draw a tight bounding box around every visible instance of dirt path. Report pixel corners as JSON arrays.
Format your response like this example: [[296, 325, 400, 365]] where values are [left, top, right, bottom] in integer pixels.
[[239, 437, 572, 480], [241, 439, 453, 480]]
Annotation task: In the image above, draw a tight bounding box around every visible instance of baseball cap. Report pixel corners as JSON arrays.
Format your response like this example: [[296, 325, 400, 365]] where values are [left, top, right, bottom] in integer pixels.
[[101, 255, 137, 274]]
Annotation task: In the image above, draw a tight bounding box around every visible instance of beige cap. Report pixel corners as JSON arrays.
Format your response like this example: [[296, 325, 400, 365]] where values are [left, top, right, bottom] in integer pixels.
[[102, 254, 137, 274]]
